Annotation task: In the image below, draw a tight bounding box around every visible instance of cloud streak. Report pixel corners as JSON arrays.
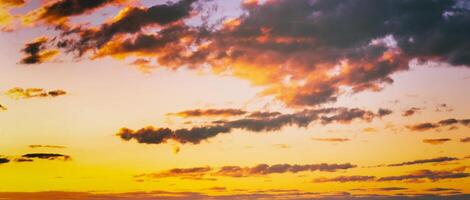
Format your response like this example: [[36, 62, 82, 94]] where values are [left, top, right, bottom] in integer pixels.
[[422, 138, 452, 145], [170, 108, 247, 118], [118, 107, 390, 145], [21, 153, 71, 161], [406, 118, 470, 132], [137, 162, 356, 180], [5, 87, 67, 99], [387, 157, 459, 167], [313, 167, 470, 183]]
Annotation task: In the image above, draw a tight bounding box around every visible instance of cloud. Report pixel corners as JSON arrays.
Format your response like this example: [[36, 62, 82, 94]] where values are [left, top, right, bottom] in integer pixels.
[[21, 153, 71, 161], [117, 125, 232, 145], [29, 145, 66, 149], [170, 108, 247, 118], [375, 187, 408, 191], [387, 157, 459, 167], [0, 0, 24, 30], [0, 157, 10, 164], [0, 0, 24, 6], [60, 0, 199, 56], [24, 0, 129, 25], [5, 87, 67, 99], [49, 0, 470, 108], [426, 188, 460, 192], [461, 137, 470, 143], [14, 158, 33, 162], [135, 166, 212, 180], [129, 58, 154, 73], [313, 166, 470, 183], [313, 175, 376, 183], [377, 167, 470, 182], [402, 107, 422, 117], [422, 138, 452, 145], [0, 104, 6, 111], [19, 37, 59, 64], [138, 162, 356, 180], [247, 111, 282, 119], [212, 163, 356, 177], [118, 107, 389, 145], [377, 108, 393, 117], [406, 123, 439, 131], [406, 118, 470, 132], [312, 138, 350, 143]]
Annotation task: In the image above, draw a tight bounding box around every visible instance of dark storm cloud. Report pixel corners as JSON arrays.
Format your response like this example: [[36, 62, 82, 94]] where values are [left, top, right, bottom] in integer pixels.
[[19, 37, 58, 64], [387, 157, 459, 167], [406, 118, 470, 131], [461, 137, 470, 143], [402, 107, 422, 117], [118, 107, 389, 145], [171, 108, 247, 118], [21, 153, 71, 161]]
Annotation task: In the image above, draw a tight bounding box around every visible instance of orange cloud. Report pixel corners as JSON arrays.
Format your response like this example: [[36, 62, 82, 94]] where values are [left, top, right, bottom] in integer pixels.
[[422, 138, 452, 145], [406, 118, 470, 132], [312, 138, 350, 143], [0, 104, 6, 111], [137, 162, 356, 180], [19, 37, 59, 64], [170, 108, 247, 118], [5, 87, 67, 99]]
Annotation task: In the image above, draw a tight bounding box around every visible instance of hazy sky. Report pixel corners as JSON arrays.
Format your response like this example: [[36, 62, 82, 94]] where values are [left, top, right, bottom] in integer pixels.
[[0, 0, 470, 199]]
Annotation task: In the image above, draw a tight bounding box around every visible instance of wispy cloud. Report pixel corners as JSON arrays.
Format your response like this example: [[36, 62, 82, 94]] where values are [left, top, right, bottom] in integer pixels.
[[422, 138, 452, 145], [5, 87, 66, 99]]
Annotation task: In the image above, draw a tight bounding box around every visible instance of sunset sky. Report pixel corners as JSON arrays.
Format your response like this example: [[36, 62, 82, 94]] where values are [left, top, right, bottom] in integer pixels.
[[1, 0, 470, 199]]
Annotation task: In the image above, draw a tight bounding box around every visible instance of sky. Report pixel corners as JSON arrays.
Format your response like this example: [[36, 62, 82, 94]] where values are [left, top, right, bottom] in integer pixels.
[[0, 0, 470, 199]]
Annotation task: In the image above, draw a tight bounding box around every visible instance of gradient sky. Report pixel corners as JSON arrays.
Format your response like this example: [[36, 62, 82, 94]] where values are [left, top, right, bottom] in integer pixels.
[[1, 0, 470, 199]]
